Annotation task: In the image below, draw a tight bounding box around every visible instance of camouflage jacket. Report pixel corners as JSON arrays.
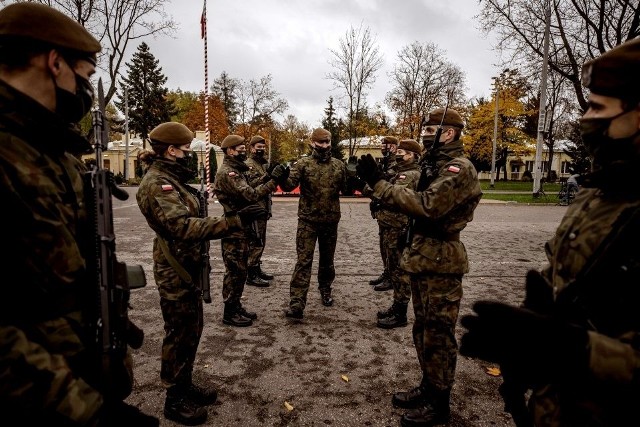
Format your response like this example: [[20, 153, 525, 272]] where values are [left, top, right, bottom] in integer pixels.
[[213, 155, 277, 237], [376, 160, 421, 229], [280, 152, 348, 224], [0, 81, 103, 423], [371, 140, 482, 275], [245, 154, 272, 218], [529, 162, 640, 426], [136, 158, 238, 299]]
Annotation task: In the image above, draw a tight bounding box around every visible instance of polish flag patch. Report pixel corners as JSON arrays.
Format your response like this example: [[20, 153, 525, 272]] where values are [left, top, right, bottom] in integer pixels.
[[161, 184, 173, 191], [228, 171, 237, 177], [447, 165, 461, 173], [398, 174, 406, 180]]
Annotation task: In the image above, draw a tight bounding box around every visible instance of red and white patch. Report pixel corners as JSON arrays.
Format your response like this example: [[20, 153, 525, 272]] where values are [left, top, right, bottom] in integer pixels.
[[161, 184, 173, 191], [228, 171, 237, 177], [398, 174, 406, 180], [447, 165, 461, 173]]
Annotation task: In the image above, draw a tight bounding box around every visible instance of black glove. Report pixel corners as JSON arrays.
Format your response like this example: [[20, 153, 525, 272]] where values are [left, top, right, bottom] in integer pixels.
[[270, 164, 290, 184], [522, 269, 554, 314], [356, 154, 384, 188], [96, 401, 159, 427], [459, 301, 589, 385], [348, 175, 367, 193]]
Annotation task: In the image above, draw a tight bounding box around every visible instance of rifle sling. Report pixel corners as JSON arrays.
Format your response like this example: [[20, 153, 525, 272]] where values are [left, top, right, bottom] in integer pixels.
[[157, 236, 193, 284]]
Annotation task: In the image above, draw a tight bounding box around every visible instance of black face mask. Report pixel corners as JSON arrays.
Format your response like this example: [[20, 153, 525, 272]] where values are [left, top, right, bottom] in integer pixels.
[[54, 73, 94, 123], [312, 145, 332, 162], [580, 110, 640, 167], [395, 154, 405, 163], [235, 152, 247, 162], [422, 135, 436, 152]]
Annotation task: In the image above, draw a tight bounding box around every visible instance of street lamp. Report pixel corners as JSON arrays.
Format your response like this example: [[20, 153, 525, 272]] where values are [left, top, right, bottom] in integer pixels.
[[490, 77, 499, 189]]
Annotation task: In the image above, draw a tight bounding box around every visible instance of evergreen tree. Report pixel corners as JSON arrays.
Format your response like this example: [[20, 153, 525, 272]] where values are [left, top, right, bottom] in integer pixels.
[[212, 71, 239, 132], [322, 97, 344, 161], [117, 42, 175, 149]]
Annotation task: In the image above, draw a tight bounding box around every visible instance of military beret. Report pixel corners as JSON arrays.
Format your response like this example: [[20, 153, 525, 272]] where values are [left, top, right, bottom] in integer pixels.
[[310, 128, 331, 142], [398, 139, 422, 155], [0, 3, 101, 60], [582, 37, 640, 100], [249, 135, 266, 145], [424, 108, 465, 129], [149, 122, 194, 146], [381, 136, 399, 145], [221, 134, 245, 149]]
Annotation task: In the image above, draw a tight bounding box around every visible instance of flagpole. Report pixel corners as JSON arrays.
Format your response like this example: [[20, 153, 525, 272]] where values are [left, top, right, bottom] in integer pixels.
[[202, 0, 211, 196]]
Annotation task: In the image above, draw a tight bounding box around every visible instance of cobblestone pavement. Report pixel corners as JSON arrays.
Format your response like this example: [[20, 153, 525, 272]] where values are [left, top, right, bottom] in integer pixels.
[[113, 188, 567, 426]]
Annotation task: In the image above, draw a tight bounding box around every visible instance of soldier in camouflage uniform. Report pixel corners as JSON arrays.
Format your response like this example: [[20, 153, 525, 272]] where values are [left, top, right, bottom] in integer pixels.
[[460, 37, 640, 427], [214, 135, 288, 327], [244, 135, 274, 287], [136, 122, 241, 426], [375, 139, 422, 329], [0, 3, 157, 426], [369, 136, 399, 291], [357, 108, 482, 427], [281, 128, 350, 319]]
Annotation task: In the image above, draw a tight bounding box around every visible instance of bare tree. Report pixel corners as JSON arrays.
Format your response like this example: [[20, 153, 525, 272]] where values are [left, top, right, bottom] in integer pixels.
[[386, 41, 466, 139], [478, 0, 640, 111], [235, 74, 289, 139], [327, 23, 383, 157], [212, 71, 241, 132], [16, 0, 177, 104]]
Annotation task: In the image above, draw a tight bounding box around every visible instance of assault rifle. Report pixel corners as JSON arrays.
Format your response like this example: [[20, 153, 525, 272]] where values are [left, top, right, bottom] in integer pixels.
[[84, 79, 146, 399], [404, 97, 451, 247], [197, 162, 212, 303]]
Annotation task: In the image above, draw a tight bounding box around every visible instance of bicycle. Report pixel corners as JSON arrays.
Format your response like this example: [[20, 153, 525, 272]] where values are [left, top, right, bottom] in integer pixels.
[[557, 180, 578, 206]]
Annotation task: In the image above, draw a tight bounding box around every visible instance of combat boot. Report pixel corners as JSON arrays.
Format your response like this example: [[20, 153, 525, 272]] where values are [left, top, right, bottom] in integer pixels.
[[237, 304, 257, 320], [247, 267, 270, 287], [377, 302, 408, 329], [164, 386, 208, 426], [185, 382, 218, 406], [320, 287, 333, 307], [284, 308, 304, 319], [400, 388, 451, 427], [223, 303, 252, 327], [392, 382, 428, 409], [377, 302, 396, 319], [373, 279, 393, 291], [257, 262, 274, 280], [369, 270, 388, 286]]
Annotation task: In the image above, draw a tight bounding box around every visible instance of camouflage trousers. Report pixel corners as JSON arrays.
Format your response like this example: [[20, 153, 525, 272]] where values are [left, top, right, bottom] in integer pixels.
[[410, 272, 463, 391], [221, 235, 249, 306], [289, 219, 338, 311], [381, 225, 411, 304], [377, 222, 387, 271], [247, 218, 267, 268], [159, 292, 203, 387]]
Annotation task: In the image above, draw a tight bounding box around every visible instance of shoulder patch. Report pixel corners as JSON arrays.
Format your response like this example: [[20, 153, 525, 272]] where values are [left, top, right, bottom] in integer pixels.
[[228, 171, 237, 177], [398, 174, 406, 180], [447, 165, 461, 173], [161, 184, 173, 191]]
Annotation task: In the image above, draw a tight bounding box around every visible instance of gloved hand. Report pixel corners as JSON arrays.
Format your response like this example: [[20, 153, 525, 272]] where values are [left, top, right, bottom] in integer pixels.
[[356, 154, 384, 188], [223, 210, 242, 229], [522, 269, 554, 314], [95, 401, 159, 427], [348, 175, 367, 193], [459, 301, 589, 384], [270, 164, 290, 184]]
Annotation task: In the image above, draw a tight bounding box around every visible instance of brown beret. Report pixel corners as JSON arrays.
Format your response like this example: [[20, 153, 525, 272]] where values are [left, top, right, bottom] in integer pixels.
[[582, 37, 640, 99], [398, 139, 422, 155], [381, 136, 399, 145], [0, 3, 100, 58], [221, 134, 245, 149], [249, 135, 265, 145], [310, 128, 331, 142], [149, 122, 194, 146], [424, 108, 464, 129]]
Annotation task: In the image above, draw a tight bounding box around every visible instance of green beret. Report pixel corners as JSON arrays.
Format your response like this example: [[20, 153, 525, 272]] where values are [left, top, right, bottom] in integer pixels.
[[249, 135, 265, 145], [0, 3, 100, 59], [149, 122, 194, 146], [424, 108, 464, 129], [310, 128, 331, 142], [398, 139, 421, 155], [221, 134, 245, 149], [381, 136, 399, 145], [582, 37, 640, 100]]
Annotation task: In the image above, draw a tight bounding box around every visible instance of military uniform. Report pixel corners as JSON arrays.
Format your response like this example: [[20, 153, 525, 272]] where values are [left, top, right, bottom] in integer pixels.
[[213, 153, 277, 320], [281, 130, 349, 315]]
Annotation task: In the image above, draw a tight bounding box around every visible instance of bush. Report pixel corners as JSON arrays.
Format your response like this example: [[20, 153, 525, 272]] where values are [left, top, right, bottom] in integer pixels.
[[114, 172, 125, 185], [521, 170, 533, 181]]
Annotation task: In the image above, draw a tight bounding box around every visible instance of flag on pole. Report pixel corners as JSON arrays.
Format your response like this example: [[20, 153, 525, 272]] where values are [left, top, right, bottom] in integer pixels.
[[200, 1, 207, 39]]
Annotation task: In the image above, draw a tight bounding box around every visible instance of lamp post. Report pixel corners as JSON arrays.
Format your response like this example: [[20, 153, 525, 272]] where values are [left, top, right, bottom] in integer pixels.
[[490, 78, 499, 189]]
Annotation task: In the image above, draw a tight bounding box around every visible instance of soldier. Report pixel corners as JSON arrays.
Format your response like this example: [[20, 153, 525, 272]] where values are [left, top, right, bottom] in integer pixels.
[[460, 37, 640, 426], [369, 136, 399, 291], [357, 108, 482, 426], [244, 135, 274, 287], [136, 122, 241, 425], [375, 139, 422, 329], [0, 3, 157, 425], [281, 128, 350, 319], [214, 135, 289, 326]]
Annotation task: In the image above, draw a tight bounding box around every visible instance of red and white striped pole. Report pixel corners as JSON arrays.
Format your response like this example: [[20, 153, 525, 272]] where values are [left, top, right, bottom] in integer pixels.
[[201, 0, 211, 196]]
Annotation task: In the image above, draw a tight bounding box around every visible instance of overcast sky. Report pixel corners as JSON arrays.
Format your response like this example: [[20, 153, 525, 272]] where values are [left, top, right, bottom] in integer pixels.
[[141, 0, 502, 127]]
